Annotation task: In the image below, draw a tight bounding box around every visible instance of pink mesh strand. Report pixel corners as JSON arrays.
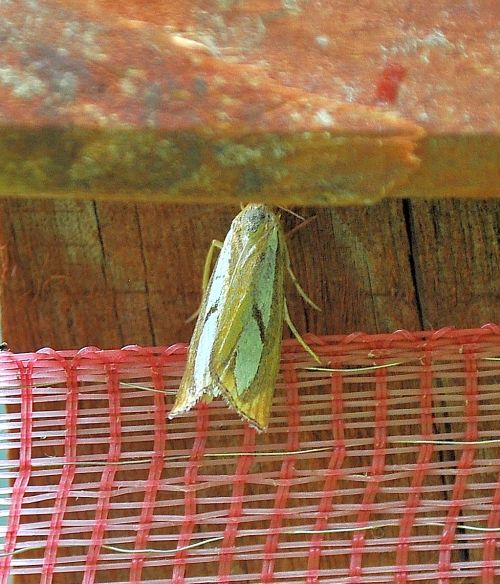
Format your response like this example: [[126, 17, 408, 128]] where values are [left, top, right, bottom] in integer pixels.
[[0, 326, 499, 583]]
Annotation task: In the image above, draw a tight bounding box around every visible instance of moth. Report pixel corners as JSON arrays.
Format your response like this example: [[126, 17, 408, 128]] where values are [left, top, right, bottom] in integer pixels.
[[168, 204, 320, 432]]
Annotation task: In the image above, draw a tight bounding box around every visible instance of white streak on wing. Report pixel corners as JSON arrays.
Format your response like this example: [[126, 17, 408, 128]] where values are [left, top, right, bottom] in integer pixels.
[[192, 225, 235, 391], [193, 309, 218, 390], [204, 223, 235, 310]]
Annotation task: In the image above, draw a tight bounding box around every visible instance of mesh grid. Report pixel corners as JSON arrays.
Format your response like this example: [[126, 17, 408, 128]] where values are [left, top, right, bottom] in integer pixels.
[[0, 326, 499, 583]]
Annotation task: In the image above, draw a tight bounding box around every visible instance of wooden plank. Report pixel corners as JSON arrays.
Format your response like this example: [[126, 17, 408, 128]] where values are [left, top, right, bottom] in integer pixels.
[[1, 0, 496, 133], [0, 1, 497, 203], [408, 199, 499, 329], [3, 198, 497, 350], [2, 204, 497, 350], [1, 199, 425, 351]]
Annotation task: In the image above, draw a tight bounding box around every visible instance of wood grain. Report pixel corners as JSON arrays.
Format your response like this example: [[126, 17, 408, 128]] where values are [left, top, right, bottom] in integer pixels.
[[2, 199, 498, 350], [406, 199, 499, 329]]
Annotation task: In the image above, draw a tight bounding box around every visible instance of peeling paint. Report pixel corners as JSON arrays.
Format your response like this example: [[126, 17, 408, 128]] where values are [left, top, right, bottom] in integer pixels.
[[315, 35, 330, 48], [120, 77, 138, 96], [314, 108, 334, 127], [282, 0, 302, 14], [215, 142, 263, 167], [0, 64, 46, 98]]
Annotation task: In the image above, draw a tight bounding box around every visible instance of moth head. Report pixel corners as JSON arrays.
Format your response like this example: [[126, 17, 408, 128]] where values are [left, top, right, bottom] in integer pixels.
[[238, 204, 278, 234]]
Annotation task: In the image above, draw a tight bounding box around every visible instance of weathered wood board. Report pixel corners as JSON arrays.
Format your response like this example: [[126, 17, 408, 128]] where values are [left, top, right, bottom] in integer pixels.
[[0, 1, 498, 204], [1, 199, 497, 352]]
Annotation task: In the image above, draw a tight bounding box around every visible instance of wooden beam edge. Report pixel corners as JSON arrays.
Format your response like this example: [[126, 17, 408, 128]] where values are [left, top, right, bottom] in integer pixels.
[[0, 128, 497, 204]]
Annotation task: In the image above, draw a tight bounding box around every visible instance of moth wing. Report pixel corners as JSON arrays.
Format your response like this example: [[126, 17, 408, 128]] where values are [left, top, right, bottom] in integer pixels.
[[169, 235, 235, 417], [214, 300, 283, 431], [211, 224, 286, 430], [170, 206, 286, 431]]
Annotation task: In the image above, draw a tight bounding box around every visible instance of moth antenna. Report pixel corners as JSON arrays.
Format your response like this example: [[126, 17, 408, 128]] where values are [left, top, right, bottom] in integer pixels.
[[286, 215, 317, 239], [277, 206, 305, 221]]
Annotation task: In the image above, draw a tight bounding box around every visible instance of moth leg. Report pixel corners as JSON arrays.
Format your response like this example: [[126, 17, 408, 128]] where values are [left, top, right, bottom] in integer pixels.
[[286, 259, 321, 312], [186, 239, 223, 323], [202, 239, 223, 292], [284, 299, 322, 363]]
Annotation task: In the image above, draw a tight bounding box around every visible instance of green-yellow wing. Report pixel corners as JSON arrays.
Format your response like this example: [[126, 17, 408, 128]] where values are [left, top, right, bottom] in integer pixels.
[[211, 207, 286, 430], [169, 204, 286, 432]]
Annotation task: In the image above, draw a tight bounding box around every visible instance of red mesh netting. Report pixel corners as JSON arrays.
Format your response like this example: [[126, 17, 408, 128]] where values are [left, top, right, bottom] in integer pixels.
[[0, 326, 499, 583]]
